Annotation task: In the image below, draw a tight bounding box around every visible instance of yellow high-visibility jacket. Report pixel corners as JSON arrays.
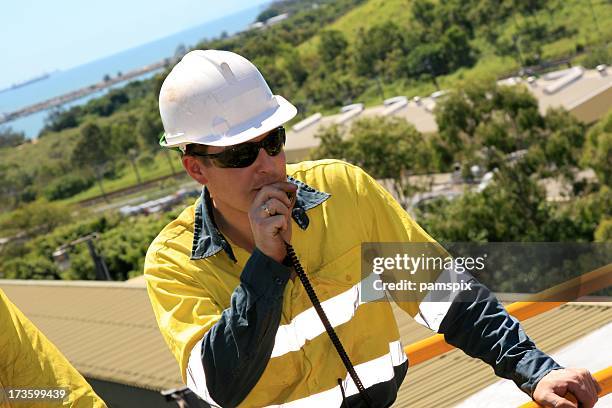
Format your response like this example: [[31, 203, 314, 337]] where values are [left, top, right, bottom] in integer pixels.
[[0, 289, 107, 408], [145, 160, 560, 407]]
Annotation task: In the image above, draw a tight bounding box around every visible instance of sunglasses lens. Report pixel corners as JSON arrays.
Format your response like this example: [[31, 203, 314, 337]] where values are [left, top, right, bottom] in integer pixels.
[[211, 127, 286, 168], [213, 144, 258, 168], [263, 127, 285, 156]]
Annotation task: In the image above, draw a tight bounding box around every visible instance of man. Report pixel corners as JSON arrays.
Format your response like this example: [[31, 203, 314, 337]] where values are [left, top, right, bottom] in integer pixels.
[[144, 50, 601, 408], [0, 288, 107, 407]]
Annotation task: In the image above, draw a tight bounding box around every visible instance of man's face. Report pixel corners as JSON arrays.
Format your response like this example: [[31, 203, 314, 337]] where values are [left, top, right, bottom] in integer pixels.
[[196, 130, 288, 213]]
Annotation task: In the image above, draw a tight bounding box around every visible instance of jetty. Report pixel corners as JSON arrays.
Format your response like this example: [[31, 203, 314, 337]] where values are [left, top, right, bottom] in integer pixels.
[[0, 59, 172, 125]]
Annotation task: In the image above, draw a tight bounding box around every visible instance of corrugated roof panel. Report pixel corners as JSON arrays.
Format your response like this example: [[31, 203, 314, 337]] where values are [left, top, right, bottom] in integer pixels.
[[393, 303, 612, 407], [1, 281, 609, 402]]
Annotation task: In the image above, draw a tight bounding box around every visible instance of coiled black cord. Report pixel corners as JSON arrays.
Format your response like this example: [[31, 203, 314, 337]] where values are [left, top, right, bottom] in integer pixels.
[[285, 242, 374, 408]]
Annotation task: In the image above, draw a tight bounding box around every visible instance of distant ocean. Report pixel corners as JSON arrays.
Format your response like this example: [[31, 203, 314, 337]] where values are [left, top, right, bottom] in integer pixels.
[[1, 4, 267, 138]]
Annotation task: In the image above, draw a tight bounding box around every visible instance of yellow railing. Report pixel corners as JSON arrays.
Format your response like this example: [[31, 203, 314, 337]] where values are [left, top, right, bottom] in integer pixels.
[[518, 366, 612, 407], [403, 263, 612, 365]]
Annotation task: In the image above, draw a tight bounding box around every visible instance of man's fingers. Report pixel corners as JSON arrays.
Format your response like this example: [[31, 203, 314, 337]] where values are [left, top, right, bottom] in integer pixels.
[[255, 183, 297, 208], [260, 198, 289, 218], [261, 215, 288, 237], [538, 393, 577, 408], [566, 372, 597, 408]]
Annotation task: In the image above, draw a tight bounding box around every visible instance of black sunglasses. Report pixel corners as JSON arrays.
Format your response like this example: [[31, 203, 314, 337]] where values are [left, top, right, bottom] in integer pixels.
[[190, 127, 286, 168]]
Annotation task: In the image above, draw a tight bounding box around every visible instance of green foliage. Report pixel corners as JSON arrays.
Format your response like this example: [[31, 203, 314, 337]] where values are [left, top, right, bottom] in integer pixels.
[[1, 256, 60, 280], [435, 81, 544, 158], [257, 7, 281, 23], [582, 109, 612, 186], [318, 30, 348, 69], [0, 126, 27, 149], [311, 116, 440, 204], [0, 200, 74, 237], [581, 46, 611, 69], [310, 125, 349, 161], [40, 80, 153, 135], [0, 200, 188, 280], [43, 174, 94, 201], [417, 162, 554, 242], [552, 186, 612, 241], [137, 96, 164, 152], [72, 122, 111, 169], [595, 218, 612, 242], [354, 23, 405, 77]]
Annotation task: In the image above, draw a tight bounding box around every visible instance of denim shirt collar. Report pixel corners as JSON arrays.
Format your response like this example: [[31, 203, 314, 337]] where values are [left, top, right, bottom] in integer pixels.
[[191, 176, 331, 261]]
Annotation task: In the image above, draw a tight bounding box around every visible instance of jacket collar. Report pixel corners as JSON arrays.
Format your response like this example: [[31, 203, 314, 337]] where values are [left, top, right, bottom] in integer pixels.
[[191, 176, 330, 261]]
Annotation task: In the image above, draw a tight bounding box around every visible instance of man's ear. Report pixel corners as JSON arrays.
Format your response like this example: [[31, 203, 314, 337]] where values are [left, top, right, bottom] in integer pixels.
[[181, 155, 209, 185]]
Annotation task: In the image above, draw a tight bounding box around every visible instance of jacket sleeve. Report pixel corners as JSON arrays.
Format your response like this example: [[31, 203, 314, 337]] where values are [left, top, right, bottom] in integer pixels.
[[438, 278, 563, 396], [145, 245, 291, 408], [196, 248, 291, 407]]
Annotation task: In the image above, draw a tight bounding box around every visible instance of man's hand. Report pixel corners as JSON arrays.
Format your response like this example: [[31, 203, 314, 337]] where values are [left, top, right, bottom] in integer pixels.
[[249, 182, 297, 263], [533, 368, 601, 408]]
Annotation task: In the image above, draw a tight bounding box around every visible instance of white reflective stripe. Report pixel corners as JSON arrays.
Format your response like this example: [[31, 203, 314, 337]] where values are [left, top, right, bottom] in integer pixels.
[[186, 337, 221, 407], [389, 339, 407, 367], [271, 273, 386, 358], [415, 268, 473, 332], [266, 341, 407, 407]]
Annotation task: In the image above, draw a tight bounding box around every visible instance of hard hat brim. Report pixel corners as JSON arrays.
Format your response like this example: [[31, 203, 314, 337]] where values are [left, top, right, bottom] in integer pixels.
[[160, 94, 297, 148]]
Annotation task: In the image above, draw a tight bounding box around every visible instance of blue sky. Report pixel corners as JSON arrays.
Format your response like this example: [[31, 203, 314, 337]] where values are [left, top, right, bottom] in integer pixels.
[[0, 0, 270, 88]]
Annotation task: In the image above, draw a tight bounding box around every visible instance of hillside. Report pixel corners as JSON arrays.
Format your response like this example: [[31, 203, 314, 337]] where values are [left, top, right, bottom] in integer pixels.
[[294, 0, 612, 107], [1, 0, 611, 282], [1, 0, 611, 215]]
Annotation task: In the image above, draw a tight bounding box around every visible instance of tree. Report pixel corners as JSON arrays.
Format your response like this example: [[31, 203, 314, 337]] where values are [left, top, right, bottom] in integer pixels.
[[318, 30, 348, 69], [441, 26, 475, 71], [0, 201, 73, 237], [354, 23, 404, 77], [108, 114, 142, 184], [2, 257, 61, 280], [137, 96, 178, 175], [582, 110, 612, 187], [309, 125, 349, 161], [41, 107, 81, 134], [0, 126, 26, 148], [417, 161, 555, 242], [311, 117, 433, 206], [435, 81, 544, 157], [594, 218, 612, 242], [71, 122, 111, 201]]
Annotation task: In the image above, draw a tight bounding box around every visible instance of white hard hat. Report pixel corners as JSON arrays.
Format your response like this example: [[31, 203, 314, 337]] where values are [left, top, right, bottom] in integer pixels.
[[159, 49, 297, 148]]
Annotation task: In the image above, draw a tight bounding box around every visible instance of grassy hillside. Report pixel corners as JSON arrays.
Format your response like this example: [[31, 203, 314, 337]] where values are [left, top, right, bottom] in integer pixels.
[[297, 0, 612, 109], [298, 0, 414, 55], [1, 0, 611, 217]]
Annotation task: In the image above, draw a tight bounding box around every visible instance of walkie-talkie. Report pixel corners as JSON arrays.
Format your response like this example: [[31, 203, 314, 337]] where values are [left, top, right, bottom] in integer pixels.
[[283, 190, 373, 408]]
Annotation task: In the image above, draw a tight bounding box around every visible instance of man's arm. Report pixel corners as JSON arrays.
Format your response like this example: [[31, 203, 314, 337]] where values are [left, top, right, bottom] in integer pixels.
[[438, 279, 600, 408], [187, 249, 290, 407], [147, 183, 297, 408], [438, 279, 562, 394], [351, 164, 600, 407]]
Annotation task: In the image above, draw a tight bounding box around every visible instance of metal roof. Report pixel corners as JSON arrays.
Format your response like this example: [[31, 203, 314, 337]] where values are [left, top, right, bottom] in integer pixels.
[[392, 302, 612, 407], [0, 279, 182, 392], [0, 279, 609, 406]]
